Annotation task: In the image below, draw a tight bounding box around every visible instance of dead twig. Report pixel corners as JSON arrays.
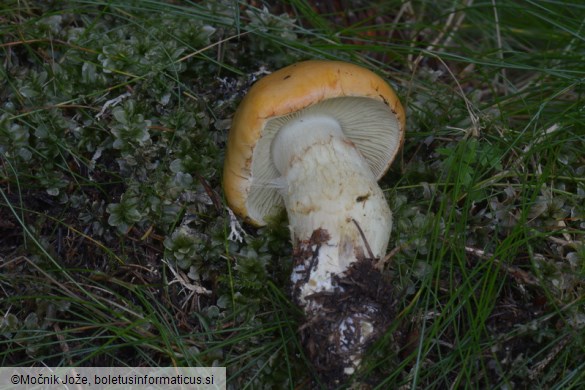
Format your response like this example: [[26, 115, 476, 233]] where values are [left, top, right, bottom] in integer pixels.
[[464, 246, 540, 286]]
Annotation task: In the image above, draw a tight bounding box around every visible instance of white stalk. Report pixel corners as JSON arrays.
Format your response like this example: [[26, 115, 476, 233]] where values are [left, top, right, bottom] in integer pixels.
[[271, 114, 393, 374]]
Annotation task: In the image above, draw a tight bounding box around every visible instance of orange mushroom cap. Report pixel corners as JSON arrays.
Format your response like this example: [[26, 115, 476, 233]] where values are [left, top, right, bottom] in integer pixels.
[[223, 60, 406, 226]]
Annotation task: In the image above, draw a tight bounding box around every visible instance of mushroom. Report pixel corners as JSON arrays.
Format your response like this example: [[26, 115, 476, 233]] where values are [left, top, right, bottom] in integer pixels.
[[223, 60, 405, 381]]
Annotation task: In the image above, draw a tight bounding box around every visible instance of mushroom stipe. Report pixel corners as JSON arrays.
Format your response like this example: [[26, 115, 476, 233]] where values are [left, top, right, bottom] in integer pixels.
[[223, 60, 406, 384]]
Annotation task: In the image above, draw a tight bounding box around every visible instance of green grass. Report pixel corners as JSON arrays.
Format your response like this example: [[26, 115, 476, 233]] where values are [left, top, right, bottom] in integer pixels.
[[1, 0, 584, 388]]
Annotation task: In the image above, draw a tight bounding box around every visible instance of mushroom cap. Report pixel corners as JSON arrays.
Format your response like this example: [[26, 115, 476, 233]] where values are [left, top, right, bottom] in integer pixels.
[[223, 60, 406, 226]]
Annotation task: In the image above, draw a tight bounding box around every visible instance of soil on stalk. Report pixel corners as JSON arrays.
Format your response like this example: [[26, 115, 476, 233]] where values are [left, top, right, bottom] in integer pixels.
[[291, 228, 397, 387]]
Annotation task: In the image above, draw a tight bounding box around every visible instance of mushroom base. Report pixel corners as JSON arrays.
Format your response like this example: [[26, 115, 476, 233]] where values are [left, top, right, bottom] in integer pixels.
[[293, 229, 396, 386]]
